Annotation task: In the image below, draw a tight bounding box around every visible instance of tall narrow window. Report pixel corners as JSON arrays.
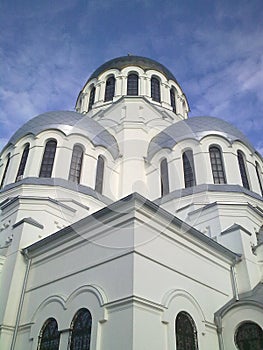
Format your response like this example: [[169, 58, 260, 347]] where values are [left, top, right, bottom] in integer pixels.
[[0, 153, 10, 188], [175, 311, 198, 350], [16, 143, 30, 181], [160, 158, 169, 196], [95, 155, 105, 194], [78, 93, 84, 111], [127, 73, 138, 96], [256, 162, 263, 196], [235, 322, 263, 350], [88, 86, 96, 111], [209, 146, 226, 184], [69, 145, 83, 183], [39, 140, 57, 178], [151, 76, 161, 102], [37, 318, 60, 350], [183, 150, 196, 188], [237, 150, 250, 190], [104, 76, 115, 101], [170, 87, 176, 113], [69, 308, 92, 350]]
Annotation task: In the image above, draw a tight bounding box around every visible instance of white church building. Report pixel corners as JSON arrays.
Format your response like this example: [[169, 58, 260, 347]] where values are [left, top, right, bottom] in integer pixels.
[[0, 55, 262, 350]]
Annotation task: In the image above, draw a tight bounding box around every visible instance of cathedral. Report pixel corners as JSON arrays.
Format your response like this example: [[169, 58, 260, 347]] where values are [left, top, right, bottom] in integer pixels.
[[0, 55, 262, 350]]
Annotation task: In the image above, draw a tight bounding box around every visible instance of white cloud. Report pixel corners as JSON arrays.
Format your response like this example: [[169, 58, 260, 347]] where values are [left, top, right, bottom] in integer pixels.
[[0, 0, 262, 154]]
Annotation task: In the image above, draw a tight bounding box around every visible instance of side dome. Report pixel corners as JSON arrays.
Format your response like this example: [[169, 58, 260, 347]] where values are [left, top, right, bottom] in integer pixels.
[[7, 110, 119, 159], [147, 116, 255, 160], [87, 55, 178, 82]]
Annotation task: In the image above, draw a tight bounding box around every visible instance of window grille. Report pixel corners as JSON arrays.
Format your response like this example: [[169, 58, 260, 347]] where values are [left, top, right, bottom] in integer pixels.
[[151, 77, 161, 102], [175, 311, 199, 350], [16, 143, 30, 181], [235, 322, 263, 350], [104, 76, 115, 101], [88, 86, 96, 111], [237, 150, 250, 190], [69, 145, 83, 183], [209, 146, 226, 184], [127, 73, 138, 95], [160, 158, 169, 196], [38, 318, 60, 350], [39, 140, 57, 178], [183, 150, 196, 188], [0, 153, 10, 188], [95, 155, 105, 194], [69, 308, 92, 350], [170, 88, 176, 113]]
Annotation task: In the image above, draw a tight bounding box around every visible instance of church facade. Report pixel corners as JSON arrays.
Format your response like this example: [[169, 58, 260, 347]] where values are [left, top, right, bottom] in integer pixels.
[[0, 55, 262, 349]]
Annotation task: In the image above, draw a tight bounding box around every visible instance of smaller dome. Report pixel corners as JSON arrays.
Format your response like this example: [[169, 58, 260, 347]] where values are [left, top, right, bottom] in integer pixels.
[[87, 55, 178, 82], [7, 111, 119, 159], [147, 116, 255, 160]]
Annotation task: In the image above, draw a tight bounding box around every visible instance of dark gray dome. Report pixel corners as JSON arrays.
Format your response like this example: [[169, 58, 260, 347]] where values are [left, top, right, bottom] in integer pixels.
[[147, 116, 255, 160], [87, 55, 177, 82], [7, 111, 119, 159]]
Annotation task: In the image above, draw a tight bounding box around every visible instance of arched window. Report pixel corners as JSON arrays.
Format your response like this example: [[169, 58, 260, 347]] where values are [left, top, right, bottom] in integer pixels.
[[104, 76, 115, 101], [235, 321, 263, 350], [256, 162, 263, 196], [209, 146, 226, 184], [151, 76, 161, 102], [69, 145, 84, 183], [0, 153, 10, 188], [39, 140, 57, 178], [95, 155, 105, 194], [37, 318, 60, 350], [257, 226, 263, 244], [88, 86, 96, 111], [170, 87, 176, 113], [78, 93, 84, 111], [175, 311, 198, 350], [160, 158, 169, 196], [183, 150, 196, 188], [16, 143, 30, 181], [69, 308, 92, 350], [127, 73, 138, 96], [237, 150, 250, 190]]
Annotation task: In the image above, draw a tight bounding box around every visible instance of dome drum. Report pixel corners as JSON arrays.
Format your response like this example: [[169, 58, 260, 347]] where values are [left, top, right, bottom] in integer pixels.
[[76, 56, 189, 118]]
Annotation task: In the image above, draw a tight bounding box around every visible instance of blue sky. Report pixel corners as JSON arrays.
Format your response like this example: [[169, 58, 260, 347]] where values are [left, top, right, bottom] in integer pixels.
[[0, 0, 262, 154]]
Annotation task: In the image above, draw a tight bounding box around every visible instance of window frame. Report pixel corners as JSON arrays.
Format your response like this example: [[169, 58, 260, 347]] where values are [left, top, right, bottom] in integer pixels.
[[183, 149, 196, 188], [151, 76, 161, 102], [160, 158, 169, 196], [88, 86, 96, 111], [39, 139, 57, 178], [68, 308, 92, 350], [68, 144, 84, 184], [37, 318, 60, 350], [170, 87, 176, 113], [175, 311, 199, 350], [127, 73, 139, 96], [209, 146, 226, 184], [235, 321, 263, 350], [95, 155, 105, 194], [16, 143, 30, 181], [0, 153, 11, 188], [237, 150, 250, 190], [255, 161, 263, 196], [104, 76, 115, 102]]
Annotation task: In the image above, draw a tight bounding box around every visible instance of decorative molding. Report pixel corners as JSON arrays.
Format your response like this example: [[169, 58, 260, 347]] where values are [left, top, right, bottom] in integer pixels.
[[13, 217, 44, 230]]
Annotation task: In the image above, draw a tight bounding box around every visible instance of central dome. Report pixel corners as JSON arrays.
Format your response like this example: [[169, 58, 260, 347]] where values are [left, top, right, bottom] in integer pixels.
[[77, 55, 188, 118], [87, 55, 177, 82]]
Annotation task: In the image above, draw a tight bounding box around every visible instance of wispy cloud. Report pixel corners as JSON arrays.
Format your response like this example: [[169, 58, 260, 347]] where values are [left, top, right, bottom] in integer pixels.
[[0, 0, 262, 155]]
